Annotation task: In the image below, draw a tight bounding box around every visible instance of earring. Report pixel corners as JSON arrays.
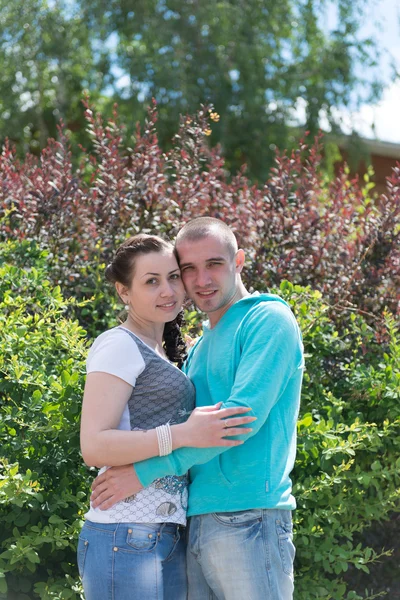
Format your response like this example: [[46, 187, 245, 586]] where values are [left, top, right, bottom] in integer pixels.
[[124, 304, 129, 311]]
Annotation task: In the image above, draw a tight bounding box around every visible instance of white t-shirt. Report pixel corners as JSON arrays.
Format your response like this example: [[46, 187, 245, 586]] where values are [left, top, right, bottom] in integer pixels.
[[85, 327, 145, 431]]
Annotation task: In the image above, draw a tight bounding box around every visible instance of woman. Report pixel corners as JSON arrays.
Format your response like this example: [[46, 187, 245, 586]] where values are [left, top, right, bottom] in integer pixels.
[[77, 234, 255, 600]]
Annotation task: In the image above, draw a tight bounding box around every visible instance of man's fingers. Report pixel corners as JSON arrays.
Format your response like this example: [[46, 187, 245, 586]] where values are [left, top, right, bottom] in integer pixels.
[[91, 471, 108, 490], [90, 481, 110, 501], [91, 489, 115, 509], [96, 496, 120, 511]]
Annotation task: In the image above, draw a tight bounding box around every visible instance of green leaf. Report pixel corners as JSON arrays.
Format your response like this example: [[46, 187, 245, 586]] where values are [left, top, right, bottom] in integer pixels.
[[61, 370, 71, 386], [371, 461, 382, 471], [14, 512, 30, 527], [26, 551, 40, 564], [48, 515, 63, 525], [300, 414, 313, 427]]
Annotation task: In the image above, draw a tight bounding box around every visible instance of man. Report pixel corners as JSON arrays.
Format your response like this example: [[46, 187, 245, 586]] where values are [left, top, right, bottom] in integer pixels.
[[91, 217, 304, 599]]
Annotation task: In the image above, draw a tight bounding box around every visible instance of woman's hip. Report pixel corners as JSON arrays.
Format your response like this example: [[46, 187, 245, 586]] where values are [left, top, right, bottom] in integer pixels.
[[78, 520, 187, 600]]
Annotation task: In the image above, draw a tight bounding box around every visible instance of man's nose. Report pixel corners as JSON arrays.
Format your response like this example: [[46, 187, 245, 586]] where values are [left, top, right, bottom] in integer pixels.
[[196, 269, 212, 287]]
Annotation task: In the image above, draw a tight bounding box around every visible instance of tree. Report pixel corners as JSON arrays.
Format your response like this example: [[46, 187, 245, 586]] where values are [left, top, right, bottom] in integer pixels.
[[89, 0, 383, 179], [0, 0, 386, 178], [0, 0, 108, 154]]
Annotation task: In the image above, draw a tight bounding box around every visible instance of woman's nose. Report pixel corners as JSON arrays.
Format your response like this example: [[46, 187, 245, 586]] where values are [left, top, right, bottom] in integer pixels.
[[160, 280, 174, 296]]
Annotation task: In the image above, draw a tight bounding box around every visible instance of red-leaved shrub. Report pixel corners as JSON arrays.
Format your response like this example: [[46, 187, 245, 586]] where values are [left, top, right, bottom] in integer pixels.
[[1, 99, 399, 324]]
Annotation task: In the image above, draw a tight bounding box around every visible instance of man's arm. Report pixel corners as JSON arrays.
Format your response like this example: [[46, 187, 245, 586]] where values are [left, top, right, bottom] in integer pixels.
[[135, 301, 303, 487]]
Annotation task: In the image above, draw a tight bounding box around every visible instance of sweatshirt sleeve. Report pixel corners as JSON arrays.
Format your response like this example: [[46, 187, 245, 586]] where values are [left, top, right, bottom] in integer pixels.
[[135, 301, 303, 487]]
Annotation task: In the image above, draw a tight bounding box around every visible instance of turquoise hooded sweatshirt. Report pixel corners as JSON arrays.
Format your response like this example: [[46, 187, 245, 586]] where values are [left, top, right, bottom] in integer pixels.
[[135, 293, 304, 516]]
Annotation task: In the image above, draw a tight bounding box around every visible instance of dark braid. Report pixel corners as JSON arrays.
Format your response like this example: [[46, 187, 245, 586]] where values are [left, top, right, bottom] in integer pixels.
[[163, 310, 187, 369]]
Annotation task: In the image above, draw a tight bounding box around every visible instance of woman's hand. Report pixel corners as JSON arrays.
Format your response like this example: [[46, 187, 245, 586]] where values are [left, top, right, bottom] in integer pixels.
[[173, 403, 256, 448]]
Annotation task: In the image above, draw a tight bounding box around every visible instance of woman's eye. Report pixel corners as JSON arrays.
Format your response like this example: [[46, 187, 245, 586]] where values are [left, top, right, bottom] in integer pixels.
[[146, 278, 158, 285], [170, 273, 181, 280]]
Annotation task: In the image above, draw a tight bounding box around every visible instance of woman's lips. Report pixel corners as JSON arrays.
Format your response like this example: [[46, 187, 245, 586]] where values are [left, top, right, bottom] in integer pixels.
[[157, 301, 178, 311]]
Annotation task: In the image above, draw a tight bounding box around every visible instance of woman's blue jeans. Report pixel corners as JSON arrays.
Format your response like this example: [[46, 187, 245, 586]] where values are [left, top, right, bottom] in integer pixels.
[[77, 520, 187, 600]]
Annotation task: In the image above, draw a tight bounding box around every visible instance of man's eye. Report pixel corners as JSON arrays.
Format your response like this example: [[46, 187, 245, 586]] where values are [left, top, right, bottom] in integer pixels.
[[181, 266, 193, 272]]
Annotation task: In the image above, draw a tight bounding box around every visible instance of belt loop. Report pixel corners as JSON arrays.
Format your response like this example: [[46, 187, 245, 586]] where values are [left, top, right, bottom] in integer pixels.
[[159, 522, 166, 539], [175, 523, 181, 542]]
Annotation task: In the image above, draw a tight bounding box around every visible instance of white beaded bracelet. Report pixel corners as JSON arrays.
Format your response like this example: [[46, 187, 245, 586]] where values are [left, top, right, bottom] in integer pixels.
[[158, 424, 171, 456], [156, 423, 173, 456]]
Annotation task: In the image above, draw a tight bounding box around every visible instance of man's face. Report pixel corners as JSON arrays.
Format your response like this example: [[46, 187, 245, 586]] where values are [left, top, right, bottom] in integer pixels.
[[176, 233, 242, 321]]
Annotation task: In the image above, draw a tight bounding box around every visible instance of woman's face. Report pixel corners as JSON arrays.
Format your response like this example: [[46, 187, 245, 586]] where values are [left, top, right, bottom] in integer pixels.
[[122, 249, 185, 324]]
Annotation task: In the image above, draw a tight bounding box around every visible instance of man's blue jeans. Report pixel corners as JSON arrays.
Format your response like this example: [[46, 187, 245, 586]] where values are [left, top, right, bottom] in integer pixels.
[[187, 509, 295, 600], [77, 520, 187, 600]]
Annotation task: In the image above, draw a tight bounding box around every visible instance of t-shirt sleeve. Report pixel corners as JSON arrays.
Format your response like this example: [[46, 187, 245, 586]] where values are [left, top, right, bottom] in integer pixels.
[[86, 328, 145, 386]]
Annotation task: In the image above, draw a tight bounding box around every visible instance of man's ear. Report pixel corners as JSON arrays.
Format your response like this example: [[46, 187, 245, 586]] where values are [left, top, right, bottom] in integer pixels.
[[235, 249, 245, 273], [115, 281, 129, 304]]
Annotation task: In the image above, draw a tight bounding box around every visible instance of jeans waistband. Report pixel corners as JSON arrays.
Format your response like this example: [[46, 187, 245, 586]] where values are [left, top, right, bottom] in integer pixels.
[[84, 519, 185, 534]]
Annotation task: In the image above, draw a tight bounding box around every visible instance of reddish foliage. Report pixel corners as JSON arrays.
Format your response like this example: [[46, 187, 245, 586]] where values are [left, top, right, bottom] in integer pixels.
[[1, 100, 399, 317]]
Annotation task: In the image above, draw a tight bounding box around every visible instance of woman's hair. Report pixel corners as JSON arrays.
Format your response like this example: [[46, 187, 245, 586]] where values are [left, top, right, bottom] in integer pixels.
[[105, 234, 187, 368]]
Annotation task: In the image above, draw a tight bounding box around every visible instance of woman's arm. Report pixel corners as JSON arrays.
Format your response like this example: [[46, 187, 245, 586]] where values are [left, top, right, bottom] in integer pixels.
[[80, 372, 256, 468]]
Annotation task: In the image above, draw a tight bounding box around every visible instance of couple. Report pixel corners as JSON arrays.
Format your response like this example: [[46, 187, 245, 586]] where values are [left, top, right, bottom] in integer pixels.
[[78, 217, 304, 600]]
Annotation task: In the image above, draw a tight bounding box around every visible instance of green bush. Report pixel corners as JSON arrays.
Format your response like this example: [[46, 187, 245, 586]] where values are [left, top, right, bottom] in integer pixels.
[[0, 242, 399, 599], [279, 282, 400, 599], [0, 241, 89, 599]]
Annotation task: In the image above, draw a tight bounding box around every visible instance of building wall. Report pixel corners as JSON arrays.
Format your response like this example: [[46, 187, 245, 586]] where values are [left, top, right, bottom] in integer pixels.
[[336, 141, 400, 195]]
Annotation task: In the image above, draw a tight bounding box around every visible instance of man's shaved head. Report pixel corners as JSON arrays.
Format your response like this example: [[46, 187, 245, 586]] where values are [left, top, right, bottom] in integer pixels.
[[176, 217, 238, 258]]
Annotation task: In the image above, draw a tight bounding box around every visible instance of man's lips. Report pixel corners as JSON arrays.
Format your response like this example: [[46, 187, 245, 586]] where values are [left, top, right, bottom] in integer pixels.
[[196, 290, 217, 298]]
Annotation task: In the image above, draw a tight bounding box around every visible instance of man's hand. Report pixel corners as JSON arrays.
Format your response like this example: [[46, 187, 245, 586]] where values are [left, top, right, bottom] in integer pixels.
[[90, 465, 144, 510]]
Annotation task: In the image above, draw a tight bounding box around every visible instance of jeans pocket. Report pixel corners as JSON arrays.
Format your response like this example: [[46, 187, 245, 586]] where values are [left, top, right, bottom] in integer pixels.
[[126, 525, 159, 552], [77, 537, 89, 578], [275, 518, 295, 576], [212, 509, 263, 527]]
